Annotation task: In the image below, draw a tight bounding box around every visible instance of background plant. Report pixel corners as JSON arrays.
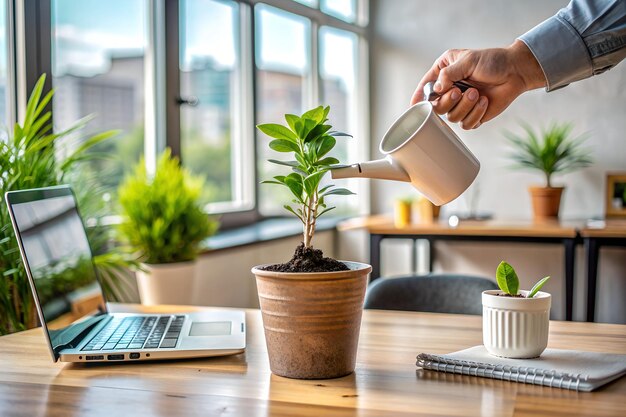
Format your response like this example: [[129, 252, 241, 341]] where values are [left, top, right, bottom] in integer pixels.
[[257, 105, 353, 248], [117, 149, 219, 264], [0, 74, 132, 335], [505, 122, 592, 187], [496, 261, 550, 298]]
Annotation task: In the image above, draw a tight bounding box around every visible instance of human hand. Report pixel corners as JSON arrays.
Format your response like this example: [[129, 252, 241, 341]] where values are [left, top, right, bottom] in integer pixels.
[[411, 40, 546, 129]]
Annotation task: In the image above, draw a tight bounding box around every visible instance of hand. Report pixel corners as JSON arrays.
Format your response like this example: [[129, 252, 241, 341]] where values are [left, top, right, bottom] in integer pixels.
[[410, 40, 546, 129]]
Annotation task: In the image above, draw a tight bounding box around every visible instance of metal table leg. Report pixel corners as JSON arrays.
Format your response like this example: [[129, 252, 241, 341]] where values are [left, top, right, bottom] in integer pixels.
[[564, 238, 576, 321], [369, 234, 383, 283], [585, 237, 599, 322]]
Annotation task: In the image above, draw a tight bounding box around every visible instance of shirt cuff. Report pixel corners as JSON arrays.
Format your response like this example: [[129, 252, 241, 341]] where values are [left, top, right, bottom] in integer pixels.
[[517, 15, 593, 92]]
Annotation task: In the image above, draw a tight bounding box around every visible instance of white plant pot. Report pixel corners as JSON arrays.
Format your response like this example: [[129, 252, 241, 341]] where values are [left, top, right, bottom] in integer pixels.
[[136, 261, 197, 306], [482, 290, 551, 359]]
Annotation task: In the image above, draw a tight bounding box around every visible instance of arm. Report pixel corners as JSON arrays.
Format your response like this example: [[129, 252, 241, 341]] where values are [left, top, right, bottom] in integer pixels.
[[412, 0, 626, 128], [518, 0, 626, 91]]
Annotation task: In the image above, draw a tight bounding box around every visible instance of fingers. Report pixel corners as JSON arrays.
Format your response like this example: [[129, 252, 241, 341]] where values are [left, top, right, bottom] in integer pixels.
[[411, 63, 441, 105], [434, 51, 473, 93], [446, 88, 483, 125], [432, 88, 462, 115], [460, 96, 488, 130]]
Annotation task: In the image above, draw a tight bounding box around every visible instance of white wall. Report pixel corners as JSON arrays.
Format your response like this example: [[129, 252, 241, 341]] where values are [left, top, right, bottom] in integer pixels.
[[367, 0, 626, 323]]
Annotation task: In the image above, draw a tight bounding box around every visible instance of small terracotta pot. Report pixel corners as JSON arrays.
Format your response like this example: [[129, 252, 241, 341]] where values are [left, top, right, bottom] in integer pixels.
[[394, 200, 412, 227], [252, 262, 371, 379], [136, 261, 196, 305], [528, 186, 564, 219]]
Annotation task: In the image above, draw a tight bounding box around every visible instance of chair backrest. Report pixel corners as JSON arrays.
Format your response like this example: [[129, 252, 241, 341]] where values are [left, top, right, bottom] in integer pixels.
[[364, 274, 498, 315]]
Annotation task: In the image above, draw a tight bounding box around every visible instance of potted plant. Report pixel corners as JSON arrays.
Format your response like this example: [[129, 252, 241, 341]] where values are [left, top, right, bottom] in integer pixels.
[[0, 74, 131, 335], [482, 261, 551, 358], [117, 149, 219, 306], [251, 105, 371, 379], [505, 122, 592, 219]]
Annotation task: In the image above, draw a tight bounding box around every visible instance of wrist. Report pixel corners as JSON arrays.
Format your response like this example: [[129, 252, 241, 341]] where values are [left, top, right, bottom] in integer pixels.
[[507, 40, 546, 91]]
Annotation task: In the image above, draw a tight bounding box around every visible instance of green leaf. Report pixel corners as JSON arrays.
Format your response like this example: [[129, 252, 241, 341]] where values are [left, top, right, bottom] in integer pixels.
[[315, 157, 340, 166], [528, 276, 550, 298], [496, 261, 519, 295], [284, 173, 304, 198], [315, 206, 336, 218], [285, 114, 301, 134], [328, 131, 353, 138], [303, 171, 327, 196], [283, 205, 304, 222], [302, 106, 325, 123], [322, 187, 355, 197], [269, 139, 299, 153], [316, 135, 336, 158], [260, 180, 285, 185], [305, 124, 332, 143], [257, 123, 297, 142], [268, 159, 299, 167]]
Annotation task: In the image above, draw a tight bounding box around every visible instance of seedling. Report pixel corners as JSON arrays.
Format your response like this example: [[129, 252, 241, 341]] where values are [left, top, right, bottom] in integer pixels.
[[257, 105, 354, 249], [496, 261, 550, 298]]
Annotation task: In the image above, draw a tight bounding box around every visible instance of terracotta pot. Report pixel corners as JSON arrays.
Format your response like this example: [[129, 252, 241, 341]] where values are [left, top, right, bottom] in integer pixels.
[[415, 198, 441, 224], [528, 186, 564, 219], [251, 262, 371, 379], [394, 200, 412, 227], [136, 261, 196, 305]]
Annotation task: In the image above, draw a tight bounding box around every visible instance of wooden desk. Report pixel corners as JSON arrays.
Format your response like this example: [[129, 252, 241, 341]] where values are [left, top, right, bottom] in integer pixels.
[[340, 215, 581, 320], [580, 220, 626, 322], [0, 304, 624, 417]]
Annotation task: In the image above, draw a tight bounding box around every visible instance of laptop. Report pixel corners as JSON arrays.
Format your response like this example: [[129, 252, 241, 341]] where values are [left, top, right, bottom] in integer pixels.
[[5, 185, 245, 363]]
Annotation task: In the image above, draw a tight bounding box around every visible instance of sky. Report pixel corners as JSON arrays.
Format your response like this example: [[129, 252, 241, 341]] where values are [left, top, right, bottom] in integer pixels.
[[52, 0, 355, 86]]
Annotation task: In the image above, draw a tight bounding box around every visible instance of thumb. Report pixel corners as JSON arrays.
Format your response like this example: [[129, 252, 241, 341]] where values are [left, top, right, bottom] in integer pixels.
[[435, 58, 473, 93]]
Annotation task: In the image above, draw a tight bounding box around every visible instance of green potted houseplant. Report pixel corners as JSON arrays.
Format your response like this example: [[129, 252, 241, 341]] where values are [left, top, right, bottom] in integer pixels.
[[0, 74, 130, 335], [117, 149, 219, 306], [482, 261, 551, 358], [251, 105, 372, 380], [505, 122, 592, 219]]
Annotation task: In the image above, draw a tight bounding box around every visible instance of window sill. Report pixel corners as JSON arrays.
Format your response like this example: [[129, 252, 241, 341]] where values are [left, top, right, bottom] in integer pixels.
[[201, 217, 345, 253]]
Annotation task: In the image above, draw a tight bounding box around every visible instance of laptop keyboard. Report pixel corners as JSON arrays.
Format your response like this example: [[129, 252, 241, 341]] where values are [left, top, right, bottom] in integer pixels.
[[82, 315, 185, 351]]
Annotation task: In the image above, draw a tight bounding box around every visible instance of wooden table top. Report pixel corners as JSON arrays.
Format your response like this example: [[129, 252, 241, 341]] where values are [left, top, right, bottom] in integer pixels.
[[580, 219, 626, 238], [338, 215, 581, 238], [1, 303, 625, 417]]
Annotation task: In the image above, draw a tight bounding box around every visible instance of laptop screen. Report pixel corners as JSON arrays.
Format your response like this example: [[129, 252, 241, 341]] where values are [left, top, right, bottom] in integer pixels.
[[8, 188, 106, 355]]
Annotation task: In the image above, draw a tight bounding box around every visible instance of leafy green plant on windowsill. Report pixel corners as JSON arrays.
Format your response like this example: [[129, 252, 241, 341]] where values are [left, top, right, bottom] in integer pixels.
[[0, 74, 135, 335], [117, 149, 220, 265]]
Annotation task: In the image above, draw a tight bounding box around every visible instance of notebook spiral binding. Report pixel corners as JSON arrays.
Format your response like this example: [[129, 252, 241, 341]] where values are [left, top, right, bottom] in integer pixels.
[[416, 353, 588, 391]]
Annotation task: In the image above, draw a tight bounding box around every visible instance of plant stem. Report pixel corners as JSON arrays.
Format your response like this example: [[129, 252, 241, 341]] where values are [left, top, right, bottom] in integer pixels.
[[546, 172, 552, 188]]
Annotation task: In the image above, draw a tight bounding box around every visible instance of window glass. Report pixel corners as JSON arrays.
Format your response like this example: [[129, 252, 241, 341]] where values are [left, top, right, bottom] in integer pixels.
[[0, 0, 8, 129], [51, 0, 146, 203], [255, 4, 311, 215], [320, 0, 356, 23], [319, 26, 359, 214], [180, 0, 243, 209]]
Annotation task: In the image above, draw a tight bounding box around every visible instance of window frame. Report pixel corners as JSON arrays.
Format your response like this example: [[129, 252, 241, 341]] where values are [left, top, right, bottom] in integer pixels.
[[12, 0, 370, 229]]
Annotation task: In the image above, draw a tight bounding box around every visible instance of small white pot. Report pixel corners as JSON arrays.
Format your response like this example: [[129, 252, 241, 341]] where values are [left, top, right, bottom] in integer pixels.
[[482, 290, 551, 359], [136, 261, 197, 306]]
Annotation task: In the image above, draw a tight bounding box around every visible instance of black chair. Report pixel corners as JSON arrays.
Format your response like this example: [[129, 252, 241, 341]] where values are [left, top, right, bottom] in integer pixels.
[[364, 274, 498, 315]]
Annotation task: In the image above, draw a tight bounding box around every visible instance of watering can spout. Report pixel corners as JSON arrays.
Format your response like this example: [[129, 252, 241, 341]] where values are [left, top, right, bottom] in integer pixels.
[[330, 156, 410, 183]]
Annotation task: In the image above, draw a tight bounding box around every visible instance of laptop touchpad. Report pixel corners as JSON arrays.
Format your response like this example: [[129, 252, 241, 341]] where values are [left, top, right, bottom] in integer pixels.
[[189, 322, 232, 336]]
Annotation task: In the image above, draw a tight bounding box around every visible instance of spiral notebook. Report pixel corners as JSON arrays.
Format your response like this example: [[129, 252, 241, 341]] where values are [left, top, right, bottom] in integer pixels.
[[416, 346, 626, 392]]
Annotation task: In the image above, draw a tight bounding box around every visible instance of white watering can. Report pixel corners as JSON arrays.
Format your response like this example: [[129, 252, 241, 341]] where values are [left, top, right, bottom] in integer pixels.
[[330, 82, 480, 206]]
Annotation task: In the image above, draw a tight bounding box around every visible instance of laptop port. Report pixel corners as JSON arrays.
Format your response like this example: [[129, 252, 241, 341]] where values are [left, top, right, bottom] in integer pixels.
[[107, 354, 125, 361], [129, 352, 140, 359], [85, 355, 104, 361]]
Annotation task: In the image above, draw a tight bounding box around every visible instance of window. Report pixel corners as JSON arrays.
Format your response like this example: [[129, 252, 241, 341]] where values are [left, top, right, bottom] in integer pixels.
[[180, 0, 252, 211], [51, 0, 147, 202], [10, 0, 369, 224], [255, 4, 311, 215], [0, 0, 10, 129]]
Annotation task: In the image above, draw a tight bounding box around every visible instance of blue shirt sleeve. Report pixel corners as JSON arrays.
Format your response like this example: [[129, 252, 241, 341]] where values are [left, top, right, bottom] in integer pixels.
[[517, 0, 626, 91]]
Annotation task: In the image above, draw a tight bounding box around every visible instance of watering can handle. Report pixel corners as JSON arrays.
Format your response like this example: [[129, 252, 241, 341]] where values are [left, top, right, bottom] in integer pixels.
[[423, 80, 473, 102]]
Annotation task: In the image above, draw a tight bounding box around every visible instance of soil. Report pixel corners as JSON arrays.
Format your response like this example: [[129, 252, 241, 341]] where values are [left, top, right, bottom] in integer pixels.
[[495, 293, 526, 298], [260, 243, 349, 273]]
